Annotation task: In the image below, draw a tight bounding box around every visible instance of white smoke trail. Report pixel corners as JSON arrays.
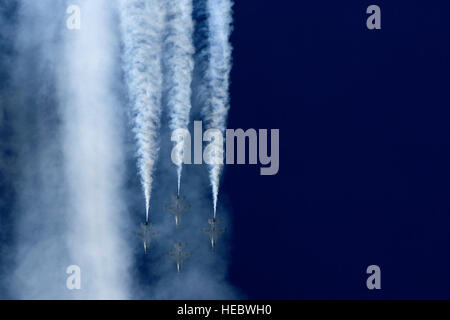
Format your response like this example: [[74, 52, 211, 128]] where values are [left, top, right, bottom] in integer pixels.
[[163, 0, 194, 196], [201, 0, 233, 217], [119, 0, 164, 222], [60, 0, 131, 299]]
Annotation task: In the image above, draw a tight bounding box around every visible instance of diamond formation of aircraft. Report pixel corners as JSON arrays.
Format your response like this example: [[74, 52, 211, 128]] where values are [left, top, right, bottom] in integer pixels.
[[135, 222, 159, 255], [165, 195, 191, 227], [167, 242, 192, 273], [201, 218, 227, 250]]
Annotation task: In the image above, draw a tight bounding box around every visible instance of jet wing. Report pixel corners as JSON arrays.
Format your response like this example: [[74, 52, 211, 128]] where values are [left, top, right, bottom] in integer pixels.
[[134, 232, 144, 240], [182, 252, 192, 259], [179, 205, 190, 214], [150, 231, 160, 238], [201, 227, 212, 235], [166, 205, 180, 214], [217, 227, 227, 235]]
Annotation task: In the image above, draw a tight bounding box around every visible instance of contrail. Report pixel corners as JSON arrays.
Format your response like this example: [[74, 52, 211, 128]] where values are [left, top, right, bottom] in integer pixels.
[[201, 0, 233, 217], [119, 0, 164, 222], [163, 0, 194, 196], [61, 0, 132, 299]]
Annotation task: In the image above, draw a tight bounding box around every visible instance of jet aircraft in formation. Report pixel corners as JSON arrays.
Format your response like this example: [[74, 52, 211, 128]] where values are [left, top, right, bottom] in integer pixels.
[[135, 195, 227, 260], [167, 242, 192, 273], [201, 218, 227, 251], [165, 195, 191, 227], [135, 221, 159, 255]]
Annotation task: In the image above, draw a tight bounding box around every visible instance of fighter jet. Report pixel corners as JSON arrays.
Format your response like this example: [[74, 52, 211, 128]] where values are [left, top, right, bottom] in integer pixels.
[[167, 242, 191, 273], [201, 218, 227, 250], [165, 195, 191, 227], [135, 222, 159, 255]]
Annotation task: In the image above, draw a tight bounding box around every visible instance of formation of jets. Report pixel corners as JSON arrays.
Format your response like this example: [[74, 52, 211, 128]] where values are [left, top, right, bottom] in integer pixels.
[[134, 194, 227, 272]]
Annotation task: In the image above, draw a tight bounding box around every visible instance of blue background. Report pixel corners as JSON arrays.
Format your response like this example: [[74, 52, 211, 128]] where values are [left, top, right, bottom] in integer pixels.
[[1, 0, 450, 299], [225, 0, 450, 299]]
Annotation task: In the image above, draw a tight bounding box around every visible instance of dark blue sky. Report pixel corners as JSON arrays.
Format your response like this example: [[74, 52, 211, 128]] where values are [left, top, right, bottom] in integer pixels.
[[225, 0, 450, 298], [1, 0, 450, 300]]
